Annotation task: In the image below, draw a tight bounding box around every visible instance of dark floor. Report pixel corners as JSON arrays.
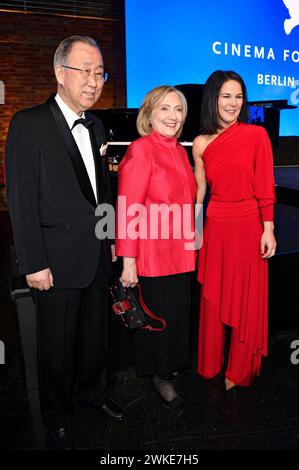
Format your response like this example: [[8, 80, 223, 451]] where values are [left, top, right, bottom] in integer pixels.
[[1, 332, 299, 451], [1, 188, 299, 452]]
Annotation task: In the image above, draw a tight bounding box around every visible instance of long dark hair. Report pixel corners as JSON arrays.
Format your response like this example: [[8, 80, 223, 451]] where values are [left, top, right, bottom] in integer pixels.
[[200, 70, 248, 135]]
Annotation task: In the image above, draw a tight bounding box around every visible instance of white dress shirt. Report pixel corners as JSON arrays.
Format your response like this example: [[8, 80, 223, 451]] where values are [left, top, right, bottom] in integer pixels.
[[55, 93, 98, 202]]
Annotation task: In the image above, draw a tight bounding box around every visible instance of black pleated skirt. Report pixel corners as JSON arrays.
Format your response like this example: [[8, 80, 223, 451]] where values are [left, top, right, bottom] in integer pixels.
[[134, 272, 192, 380]]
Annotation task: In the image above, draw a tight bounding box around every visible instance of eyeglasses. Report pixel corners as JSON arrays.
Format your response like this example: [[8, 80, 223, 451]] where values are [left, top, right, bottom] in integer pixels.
[[60, 65, 108, 82]]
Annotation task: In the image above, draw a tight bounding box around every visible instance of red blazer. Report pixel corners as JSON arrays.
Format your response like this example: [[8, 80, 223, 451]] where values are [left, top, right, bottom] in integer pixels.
[[116, 130, 197, 277]]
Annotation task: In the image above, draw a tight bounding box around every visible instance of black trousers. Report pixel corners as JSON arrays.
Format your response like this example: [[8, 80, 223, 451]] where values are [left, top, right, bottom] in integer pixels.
[[32, 262, 109, 428], [135, 272, 192, 380]]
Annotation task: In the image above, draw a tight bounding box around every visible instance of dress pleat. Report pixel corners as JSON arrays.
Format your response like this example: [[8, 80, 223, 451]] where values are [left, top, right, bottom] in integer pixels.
[[198, 200, 268, 365], [134, 272, 192, 380]]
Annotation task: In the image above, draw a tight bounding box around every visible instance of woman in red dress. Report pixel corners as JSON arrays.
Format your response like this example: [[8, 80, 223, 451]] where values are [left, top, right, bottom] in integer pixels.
[[116, 86, 196, 408], [193, 70, 276, 389]]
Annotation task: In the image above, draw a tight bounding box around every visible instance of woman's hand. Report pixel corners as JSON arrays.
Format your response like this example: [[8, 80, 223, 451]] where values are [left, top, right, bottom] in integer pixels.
[[261, 223, 277, 258], [121, 257, 138, 287]]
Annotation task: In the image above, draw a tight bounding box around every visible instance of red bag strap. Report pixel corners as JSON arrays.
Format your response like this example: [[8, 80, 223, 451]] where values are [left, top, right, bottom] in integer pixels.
[[136, 284, 167, 332]]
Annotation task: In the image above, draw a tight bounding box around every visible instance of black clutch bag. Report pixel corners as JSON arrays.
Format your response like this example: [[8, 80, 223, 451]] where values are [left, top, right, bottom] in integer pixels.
[[110, 279, 166, 332]]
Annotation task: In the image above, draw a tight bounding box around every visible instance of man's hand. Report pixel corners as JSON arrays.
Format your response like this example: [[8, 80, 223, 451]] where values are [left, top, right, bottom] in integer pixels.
[[26, 268, 54, 291]]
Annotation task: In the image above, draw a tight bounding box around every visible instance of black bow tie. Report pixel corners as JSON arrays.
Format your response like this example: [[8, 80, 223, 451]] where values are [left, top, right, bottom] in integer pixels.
[[72, 117, 94, 130]]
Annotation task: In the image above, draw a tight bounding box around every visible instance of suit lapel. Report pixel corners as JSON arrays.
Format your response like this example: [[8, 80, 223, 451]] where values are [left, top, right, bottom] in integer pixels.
[[47, 95, 97, 207], [87, 112, 108, 204]]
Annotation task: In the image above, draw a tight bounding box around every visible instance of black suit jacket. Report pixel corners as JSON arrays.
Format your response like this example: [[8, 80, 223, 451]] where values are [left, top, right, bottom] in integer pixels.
[[5, 95, 113, 288]]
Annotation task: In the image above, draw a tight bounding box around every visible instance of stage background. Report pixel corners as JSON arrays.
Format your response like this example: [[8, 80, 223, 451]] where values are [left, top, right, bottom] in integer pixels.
[[126, 0, 299, 136]]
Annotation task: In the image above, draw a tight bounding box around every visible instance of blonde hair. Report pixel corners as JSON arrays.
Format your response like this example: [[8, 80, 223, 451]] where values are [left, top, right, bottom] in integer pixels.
[[136, 85, 188, 138]]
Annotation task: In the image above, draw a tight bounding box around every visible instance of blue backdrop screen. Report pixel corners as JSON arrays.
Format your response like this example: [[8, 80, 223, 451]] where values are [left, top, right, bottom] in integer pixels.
[[125, 0, 299, 136]]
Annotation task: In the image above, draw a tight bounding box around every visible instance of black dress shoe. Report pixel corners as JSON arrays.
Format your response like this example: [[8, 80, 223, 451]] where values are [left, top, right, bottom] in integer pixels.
[[158, 394, 185, 410], [47, 425, 73, 450], [79, 397, 123, 420], [100, 398, 123, 420], [152, 375, 185, 410]]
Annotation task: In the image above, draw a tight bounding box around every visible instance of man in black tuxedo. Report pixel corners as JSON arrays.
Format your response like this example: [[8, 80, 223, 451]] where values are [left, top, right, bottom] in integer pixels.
[[5, 35, 122, 450]]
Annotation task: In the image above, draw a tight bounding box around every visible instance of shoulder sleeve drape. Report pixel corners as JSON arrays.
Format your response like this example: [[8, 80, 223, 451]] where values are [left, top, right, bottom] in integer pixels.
[[116, 140, 152, 257], [253, 127, 276, 222]]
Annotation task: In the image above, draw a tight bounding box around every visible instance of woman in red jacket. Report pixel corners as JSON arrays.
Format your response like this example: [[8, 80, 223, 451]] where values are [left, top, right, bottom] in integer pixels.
[[116, 85, 197, 408], [193, 70, 276, 390]]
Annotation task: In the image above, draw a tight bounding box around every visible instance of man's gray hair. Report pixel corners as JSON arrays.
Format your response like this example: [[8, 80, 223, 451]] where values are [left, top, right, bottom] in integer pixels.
[[53, 35, 102, 68]]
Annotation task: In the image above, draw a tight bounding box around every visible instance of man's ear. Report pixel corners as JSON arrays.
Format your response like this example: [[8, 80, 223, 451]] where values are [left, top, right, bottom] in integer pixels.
[[55, 65, 64, 86]]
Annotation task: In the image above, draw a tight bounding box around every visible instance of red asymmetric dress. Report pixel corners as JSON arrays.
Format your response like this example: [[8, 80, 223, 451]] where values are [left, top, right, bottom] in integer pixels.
[[197, 121, 276, 386]]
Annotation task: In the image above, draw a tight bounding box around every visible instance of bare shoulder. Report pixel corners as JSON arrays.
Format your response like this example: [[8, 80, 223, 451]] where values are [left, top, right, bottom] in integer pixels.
[[192, 134, 211, 159]]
